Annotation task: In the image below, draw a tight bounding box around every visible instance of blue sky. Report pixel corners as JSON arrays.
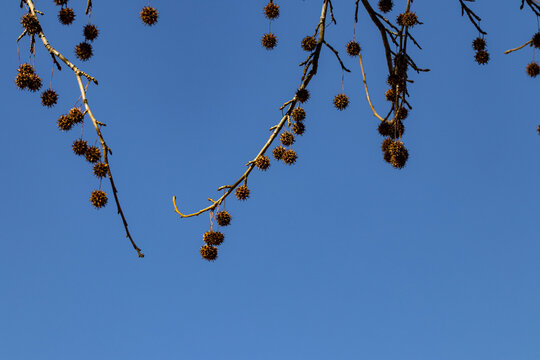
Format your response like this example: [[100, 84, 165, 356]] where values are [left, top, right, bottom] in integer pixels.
[[1, 1, 539, 359]]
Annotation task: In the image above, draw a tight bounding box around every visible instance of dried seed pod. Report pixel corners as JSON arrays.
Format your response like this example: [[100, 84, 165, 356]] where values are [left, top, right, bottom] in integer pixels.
[[526, 61, 540, 78], [301, 36, 317, 52], [280, 131, 295, 146], [18, 63, 35, 75], [235, 185, 250, 200], [41, 89, 59, 107], [69, 107, 84, 123], [15, 72, 31, 90], [90, 189, 108, 208], [216, 211, 231, 226], [282, 149, 297, 165], [292, 122, 305, 136], [83, 24, 99, 42], [378, 0, 393, 13], [85, 146, 101, 163], [378, 121, 392, 137], [381, 138, 394, 152], [474, 50, 489, 65], [57, 114, 74, 131], [264, 2, 280, 19], [385, 88, 396, 102], [395, 107, 408, 121], [93, 162, 109, 178], [200, 244, 218, 261], [296, 88, 310, 103], [472, 37, 486, 51], [203, 230, 225, 246], [58, 7, 75, 25], [397, 11, 418, 27], [389, 120, 405, 139], [54, 0, 68, 5], [140, 6, 159, 26], [388, 141, 409, 169], [255, 155, 271, 170], [386, 73, 401, 87], [72, 139, 88, 156], [27, 73, 42, 92], [75, 42, 93, 61], [21, 13, 41, 34], [383, 149, 392, 163], [261, 33, 278, 49], [292, 107, 306, 121], [346, 41, 361, 56], [533, 32, 540, 49], [333, 94, 349, 110], [273, 146, 285, 160]]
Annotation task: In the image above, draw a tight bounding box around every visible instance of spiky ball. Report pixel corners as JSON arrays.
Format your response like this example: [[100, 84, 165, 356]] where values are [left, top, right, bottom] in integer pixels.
[[216, 211, 231, 226], [333, 94, 349, 110], [203, 230, 225, 246], [385, 88, 396, 102], [18, 63, 35, 75], [264, 2, 280, 19], [301, 36, 317, 52], [378, 0, 393, 13], [235, 185, 250, 200], [15, 65, 34, 90], [200, 244, 218, 261], [261, 33, 278, 50], [255, 155, 270, 170], [273, 146, 285, 160], [296, 88, 310, 103], [21, 14, 41, 34], [27, 73, 42, 92], [472, 37, 486, 51], [57, 115, 74, 131], [280, 131, 295, 146], [346, 41, 361, 56], [68, 107, 84, 123], [41, 89, 58, 107], [72, 139, 88, 156], [292, 122, 305, 136], [93, 162, 109, 178], [475, 50, 489, 65], [395, 107, 408, 121], [58, 8, 75, 25], [75, 42, 93, 61], [533, 32, 540, 49], [526, 61, 540, 78], [292, 107, 306, 121], [54, 0, 68, 5], [83, 24, 99, 42], [140, 6, 159, 26], [85, 146, 101, 163], [397, 12, 418, 27], [282, 149, 297, 165], [90, 190, 108, 208], [388, 141, 409, 169], [381, 138, 394, 152], [386, 74, 401, 87]]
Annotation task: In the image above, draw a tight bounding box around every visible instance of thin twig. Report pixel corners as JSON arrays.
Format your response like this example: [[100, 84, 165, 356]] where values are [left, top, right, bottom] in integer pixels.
[[504, 40, 533, 54], [358, 53, 385, 122]]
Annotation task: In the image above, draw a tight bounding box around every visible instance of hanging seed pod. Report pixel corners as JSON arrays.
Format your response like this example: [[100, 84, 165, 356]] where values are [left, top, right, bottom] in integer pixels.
[[346, 41, 361, 56], [85, 146, 101, 163], [292, 122, 305, 136], [474, 50, 489, 65], [381, 138, 394, 152], [27, 73, 42, 92], [472, 37, 486, 51], [75, 42, 93, 61], [57, 114, 74, 131], [200, 244, 218, 261], [93, 162, 109, 178], [203, 230, 225, 246], [21, 13, 41, 34], [41, 89, 59, 107], [261, 33, 278, 49], [273, 146, 285, 160], [385, 88, 396, 102], [526, 61, 540, 78], [264, 2, 280, 19], [235, 185, 250, 200], [388, 141, 409, 169], [395, 107, 408, 121], [58, 8, 75, 25], [378, 0, 393, 13], [255, 155, 271, 170], [282, 149, 297, 165], [292, 107, 306, 122], [296, 89, 310, 103], [533, 32, 540, 49], [90, 190, 108, 208], [72, 139, 88, 156], [69, 107, 84, 123], [397, 11, 418, 27], [83, 24, 99, 42], [280, 131, 295, 146], [333, 94, 349, 110], [216, 211, 231, 226], [301, 36, 318, 52], [140, 6, 159, 26]]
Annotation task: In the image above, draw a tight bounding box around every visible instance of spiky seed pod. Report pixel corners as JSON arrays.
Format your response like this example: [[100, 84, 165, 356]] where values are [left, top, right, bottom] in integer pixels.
[[301, 36, 318, 52], [475, 50, 489, 65], [83, 24, 99, 42], [140, 6, 159, 26], [200, 244, 218, 261], [75, 42, 93, 61], [346, 41, 361, 56], [386, 74, 401, 87], [41, 89, 58, 107], [296, 88, 310, 103], [385, 88, 396, 102], [378, 0, 393, 13], [378, 121, 392, 137], [21, 14, 41, 35], [216, 211, 231, 226], [280, 131, 295, 146], [54, 0, 68, 5], [15, 72, 31, 90], [264, 2, 280, 19], [395, 107, 408, 121], [292, 107, 306, 121], [533, 32, 540, 49], [90, 190, 108, 208], [397, 11, 418, 27], [72, 139, 88, 156], [57, 114, 74, 131], [203, 230, 225, 246], [93, 162, 109, 178], [255, 155, 271, 170], [85, 146, 101, 163], [383, 149, 392, 163], [18, 63, 35, 75], [273, 146, 285, 160], [388, 141, 409, 169], [235, 185, 250, 200], [27, 73, 42, 92], [292, 122, 305, 136], [526, 61, 540, 78], [472, 37, 486, 51], [69, 107, 84, 123], [381, 138, 394, 152], [261, 33, 278, 49], [333, 94, 349, 110], [282, 149, 298, 165], [58, 8, 75, 25]]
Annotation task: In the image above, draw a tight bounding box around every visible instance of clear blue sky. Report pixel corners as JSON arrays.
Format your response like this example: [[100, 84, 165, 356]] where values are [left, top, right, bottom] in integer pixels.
[[1, 1, 539, 359]]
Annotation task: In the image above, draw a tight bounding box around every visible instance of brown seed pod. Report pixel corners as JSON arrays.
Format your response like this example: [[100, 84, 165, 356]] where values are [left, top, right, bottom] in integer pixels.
[[58, 7, 75, 25], [255, 155, 271, 170], [333, 94, 349, 110], [85, 146, 101, 163], [200, 244, 218, 261], [301, 36, 317, 52], [296, 88, 310, 103], [69, 107, 84, 123], [140, 6, 159, 26], [15, 72, 31, 90], [264, 2, 280, 19], [18, 63, 35, 75], [273, 146, 285, 160], [203, 230, 225, 246], [378, 0, 393, 13], [75, 42, 93, 61], [378, 121, 392, 137], [386, 73, 402, 87], [41, 89, 59, 107], [216, 211, 231, 226], [388, 141, 409, 169], [27, 73, 42, 92], [54, 0, 68, 5], [235, 185, 250, 200], [57, 114, 74, 131], [475, 50, 489, 65], [381, 138, 394, 152], [280, 131, 295, 146], [282, 149, 297, 165], [93, 162, 109, 178], [90, 189, 108, 208], [385, 88, 396, 102], [292, 107, 306, 122], [292, 122, 305, 136], [526, 61, 540, 78], [261, 33, 278, 49], [83, 24, 99, 42], [21, 13, 41, 34], [533, 32, 540, 49], [346, 41, 361, 56], [395, 107, 408, 121], [383, 149, 392, 163], [472, 37, 486, 51], [72, 139, 88, 156], [397, 11, 418, 27], [389, 120, 405, 139]]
